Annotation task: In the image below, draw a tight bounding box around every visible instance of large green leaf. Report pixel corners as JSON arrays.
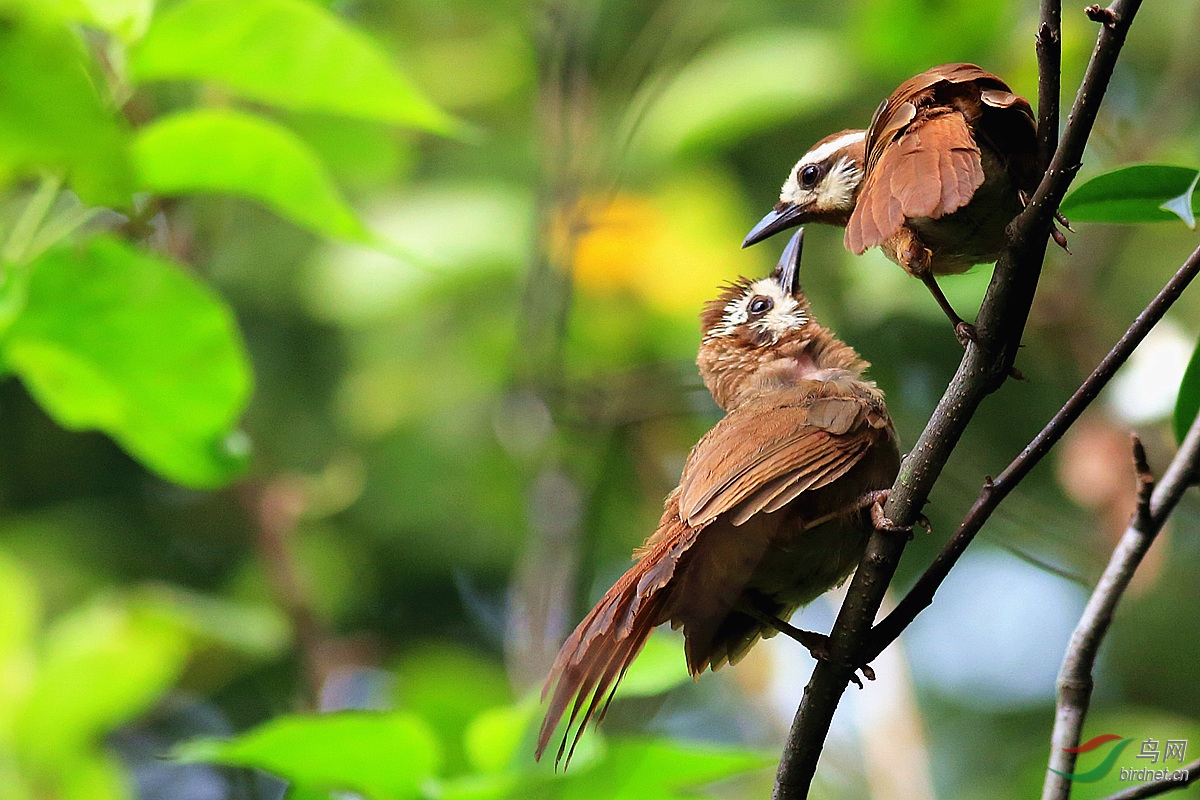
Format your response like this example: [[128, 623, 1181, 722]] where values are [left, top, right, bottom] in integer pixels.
[[2, 237, 252, 487], [130, 0, 457, 134], [17, 599, 190, 765], [134, 109, 368, 241], [1173, 336, 1200, 443], [1060, 165, 1200, 227], [176, 712, 440, 800], [0, 19, 133, 206], [536, 739, 772, 800], [0, 0, 153, 40]]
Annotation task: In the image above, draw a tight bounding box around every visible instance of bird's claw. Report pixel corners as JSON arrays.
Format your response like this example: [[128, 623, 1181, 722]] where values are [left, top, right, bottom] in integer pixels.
[[1019, 189, 1073, 253], [954, 321, 978, 347], [804, 635, 876, 688]]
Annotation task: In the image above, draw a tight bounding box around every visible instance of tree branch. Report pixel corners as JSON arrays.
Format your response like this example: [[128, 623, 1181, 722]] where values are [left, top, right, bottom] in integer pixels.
[[771, 3, 1143, 797], [1037, 0, 1062, 173], [1097, 758, 1200, 800], [1041, 418, 1200, 800], [867, 240, 1200, 658]]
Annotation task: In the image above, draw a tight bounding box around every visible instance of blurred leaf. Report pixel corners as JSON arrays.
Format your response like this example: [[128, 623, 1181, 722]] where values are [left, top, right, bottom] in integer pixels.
[[636, 29, 851, 157], [463, 699, 537, 775], [395, 643, 511, 775], [615, 630, 691, 698], [0, 552, 38, 659], [1172, 336, 1200, 443], [134, 109, 369, 241], [0, 552, 38, 739], [1061, 165, 1200, 227], [56, 751, 131, 800], [0, 19, 133, 205], [435, 773, 517, 800], [852, 0, 1013, 79], [81, 0, 155, 41], [130, 0, 458, 134], [138, 586, 290, 658], [18, 599, 190, 765], [305, 184, 532, 326], [176, 712, 440, 800], [2, 237, 252, 488], [0, 0, 152, 40], [287, 113, 411, 192], [535, 739, 772, 800]]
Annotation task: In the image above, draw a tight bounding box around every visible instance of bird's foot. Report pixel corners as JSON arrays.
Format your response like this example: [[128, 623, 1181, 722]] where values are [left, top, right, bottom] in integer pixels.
[[1019, 189, 1073, 254], [754, 617, 876, 688], [736, 599, 877, 686], [868, 491, 932, 541], [954, 321, 978, 347]]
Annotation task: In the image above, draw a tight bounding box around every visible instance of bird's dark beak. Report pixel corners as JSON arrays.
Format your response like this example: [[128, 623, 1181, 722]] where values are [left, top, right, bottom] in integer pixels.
[[770, 229, 803, 296], [743, 202, 807, 248]]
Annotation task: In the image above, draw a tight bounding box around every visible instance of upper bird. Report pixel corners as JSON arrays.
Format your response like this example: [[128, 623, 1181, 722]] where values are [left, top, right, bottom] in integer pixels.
[[742, 63, 1041, 343], [535, 231, 900, 768]]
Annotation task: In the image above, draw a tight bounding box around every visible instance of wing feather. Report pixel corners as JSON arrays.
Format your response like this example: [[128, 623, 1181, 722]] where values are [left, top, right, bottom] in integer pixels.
[[680, 393, 881, 529]]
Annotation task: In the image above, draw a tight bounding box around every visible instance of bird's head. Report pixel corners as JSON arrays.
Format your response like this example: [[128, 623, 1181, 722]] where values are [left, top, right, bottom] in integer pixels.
[[699, 230, 822, 409], [742, 129, 866, 248]]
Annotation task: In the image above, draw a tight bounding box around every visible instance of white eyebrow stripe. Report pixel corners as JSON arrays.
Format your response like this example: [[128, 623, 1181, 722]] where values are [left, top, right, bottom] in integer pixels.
[[798, 130, 866, 167]]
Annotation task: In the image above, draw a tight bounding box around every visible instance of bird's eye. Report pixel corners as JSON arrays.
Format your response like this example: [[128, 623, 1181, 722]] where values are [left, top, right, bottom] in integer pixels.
[[748, 296, 773, 315], [798, 164, 824, 187]]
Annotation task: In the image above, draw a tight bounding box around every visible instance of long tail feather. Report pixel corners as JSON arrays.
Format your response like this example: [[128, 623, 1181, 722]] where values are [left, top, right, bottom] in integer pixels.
[[536, 519, 696, 767]]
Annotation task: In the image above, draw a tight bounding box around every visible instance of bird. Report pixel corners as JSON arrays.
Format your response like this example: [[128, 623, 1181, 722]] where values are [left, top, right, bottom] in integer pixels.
[[535, 230, 901, 768], [742, 63, 1056, 344]]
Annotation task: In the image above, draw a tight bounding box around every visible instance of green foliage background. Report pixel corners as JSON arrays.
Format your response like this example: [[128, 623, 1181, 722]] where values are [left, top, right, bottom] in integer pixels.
[[0, 0, 1197, 798]]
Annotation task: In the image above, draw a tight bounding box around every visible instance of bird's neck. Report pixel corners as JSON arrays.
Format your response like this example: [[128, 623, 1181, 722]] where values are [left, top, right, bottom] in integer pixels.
[[700, 324, 873, 412]]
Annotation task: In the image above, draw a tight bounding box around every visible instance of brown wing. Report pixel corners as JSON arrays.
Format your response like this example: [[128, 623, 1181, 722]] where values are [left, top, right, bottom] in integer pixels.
[[861, 63, 992, 173], [847, 111, 984, 253], [678, 392, 882, 529], [850, 63, 1036, 253]]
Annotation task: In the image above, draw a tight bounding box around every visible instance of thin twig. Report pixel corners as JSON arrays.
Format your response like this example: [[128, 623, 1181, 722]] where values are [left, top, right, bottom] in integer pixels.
[[866, 241, 1200, 658], [1041, 417, 1200, 800], [1097, 758, 1200, 800], [249, 479, 327, 708], [771, 3, 1143, 797]]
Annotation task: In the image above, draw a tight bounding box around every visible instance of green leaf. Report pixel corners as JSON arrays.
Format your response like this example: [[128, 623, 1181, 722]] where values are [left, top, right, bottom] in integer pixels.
[[0, 551, 38, 737], [636, 29, 852, 157], [394, 643, 511, 775], [18, 599, 190, 765], [176, 712, 440, 800], [617, 629, 691, 698], [3, 237, 252, 487], [130, 0, 458, 134], [1173, 336, 1200, 443], [539, 739, 772, 800], [0, 0, 152, 41], [1060, 165, 1200, 227], [80, 0, 156, 42], [134, 109, 368, 241], [463, 700, 536, 775], [0, 19, 133, 205]]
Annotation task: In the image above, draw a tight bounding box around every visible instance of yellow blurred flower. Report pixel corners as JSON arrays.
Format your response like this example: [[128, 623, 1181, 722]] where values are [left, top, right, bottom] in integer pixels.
[[571, 171, 769, 317]]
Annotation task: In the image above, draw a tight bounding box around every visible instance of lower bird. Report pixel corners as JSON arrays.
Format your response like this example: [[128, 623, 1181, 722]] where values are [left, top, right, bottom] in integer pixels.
[[535, 230, 901, 767]]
